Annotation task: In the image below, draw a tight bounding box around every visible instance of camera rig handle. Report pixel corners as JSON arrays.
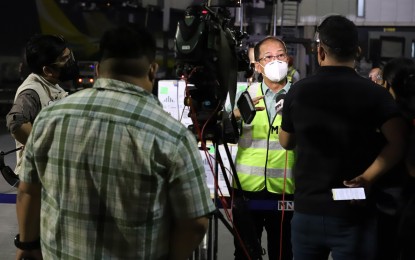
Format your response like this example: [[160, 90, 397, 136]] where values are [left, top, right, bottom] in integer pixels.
[[0, 147, 22, 187]]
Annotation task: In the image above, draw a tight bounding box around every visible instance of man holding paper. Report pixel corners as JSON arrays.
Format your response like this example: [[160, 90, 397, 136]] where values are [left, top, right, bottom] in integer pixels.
[[279, 15, 407, 260]]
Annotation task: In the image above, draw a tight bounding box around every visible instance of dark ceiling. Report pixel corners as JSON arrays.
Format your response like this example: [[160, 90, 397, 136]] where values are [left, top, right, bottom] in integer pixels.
[[0, 0, 187, 58]]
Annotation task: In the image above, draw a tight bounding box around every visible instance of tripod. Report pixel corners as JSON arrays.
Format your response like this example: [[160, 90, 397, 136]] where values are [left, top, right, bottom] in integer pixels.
[[191, 123, 264, 260]]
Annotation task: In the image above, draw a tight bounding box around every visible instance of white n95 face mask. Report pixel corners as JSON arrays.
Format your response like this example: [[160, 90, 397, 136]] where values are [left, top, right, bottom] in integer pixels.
[[262, 60, 288, 82]]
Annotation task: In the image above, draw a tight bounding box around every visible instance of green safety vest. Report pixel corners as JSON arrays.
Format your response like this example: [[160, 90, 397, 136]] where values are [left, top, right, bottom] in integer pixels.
[[286, 68, 296, 83], [234, 83, 295, 194]]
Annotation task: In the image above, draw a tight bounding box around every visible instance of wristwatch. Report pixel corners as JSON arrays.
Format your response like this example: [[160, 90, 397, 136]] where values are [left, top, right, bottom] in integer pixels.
[[14, 234, 41, 250]]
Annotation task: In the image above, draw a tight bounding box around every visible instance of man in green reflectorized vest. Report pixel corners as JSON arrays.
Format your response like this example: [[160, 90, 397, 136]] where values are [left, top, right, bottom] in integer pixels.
[[286, 55, 300, 84], [229, 36, 295, 260]]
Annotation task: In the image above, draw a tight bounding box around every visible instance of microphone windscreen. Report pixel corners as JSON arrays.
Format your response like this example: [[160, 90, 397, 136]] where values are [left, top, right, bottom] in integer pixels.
[[275, 94, 286, 103]]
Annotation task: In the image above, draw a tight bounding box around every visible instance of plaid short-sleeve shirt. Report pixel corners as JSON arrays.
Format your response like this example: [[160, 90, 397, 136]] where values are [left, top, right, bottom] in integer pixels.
[[22, 78, 215, 259]]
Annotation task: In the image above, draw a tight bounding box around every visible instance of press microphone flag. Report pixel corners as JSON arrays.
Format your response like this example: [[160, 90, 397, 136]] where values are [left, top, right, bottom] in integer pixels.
[[275, 94, 286, 114]]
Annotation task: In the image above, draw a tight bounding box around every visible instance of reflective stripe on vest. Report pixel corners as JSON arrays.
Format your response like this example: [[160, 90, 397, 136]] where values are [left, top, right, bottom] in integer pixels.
[[234, 83, 295, 194], [237, 137, 285, 150], [236, 171, 296, 193], [235, 164, 292, 178]]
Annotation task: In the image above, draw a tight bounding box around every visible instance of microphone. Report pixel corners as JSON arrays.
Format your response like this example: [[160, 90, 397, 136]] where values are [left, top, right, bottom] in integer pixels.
[[275, 94, 286, 114]]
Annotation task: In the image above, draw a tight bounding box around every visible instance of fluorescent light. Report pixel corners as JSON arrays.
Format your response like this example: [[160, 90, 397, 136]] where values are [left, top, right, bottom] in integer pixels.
[[357, 0, 365, 17]]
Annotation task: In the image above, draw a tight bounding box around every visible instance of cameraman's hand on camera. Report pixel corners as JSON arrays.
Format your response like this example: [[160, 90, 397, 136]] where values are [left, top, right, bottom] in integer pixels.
[[233, 95, 265, 120]]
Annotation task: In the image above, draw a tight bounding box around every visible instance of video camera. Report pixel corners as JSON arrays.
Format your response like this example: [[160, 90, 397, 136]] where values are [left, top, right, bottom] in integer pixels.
[[174, 0, 251, 143]]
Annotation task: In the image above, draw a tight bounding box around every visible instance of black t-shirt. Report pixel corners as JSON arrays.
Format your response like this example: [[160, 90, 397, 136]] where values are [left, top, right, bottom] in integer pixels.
[[281, 66, 401, 218]]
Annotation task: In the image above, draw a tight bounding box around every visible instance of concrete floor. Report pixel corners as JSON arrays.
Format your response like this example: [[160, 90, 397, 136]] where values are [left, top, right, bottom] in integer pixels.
[[0, 118, 19, 259]]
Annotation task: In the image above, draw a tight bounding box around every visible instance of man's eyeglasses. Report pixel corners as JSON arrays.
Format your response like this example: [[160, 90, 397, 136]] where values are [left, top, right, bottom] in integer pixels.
[[50, 50, 74, 66], [314, 31, 320, 44], [258, 53, 287, 63]]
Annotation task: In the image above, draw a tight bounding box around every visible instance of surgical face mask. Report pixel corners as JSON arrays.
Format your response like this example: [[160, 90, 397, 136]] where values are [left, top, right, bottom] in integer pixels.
[[260, 60, 288, 83]]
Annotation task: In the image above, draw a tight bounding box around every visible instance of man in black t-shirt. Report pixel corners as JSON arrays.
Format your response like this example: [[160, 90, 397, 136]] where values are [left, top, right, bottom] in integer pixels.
[[382, 57, 415, 260], [279, 15, 407, 260]]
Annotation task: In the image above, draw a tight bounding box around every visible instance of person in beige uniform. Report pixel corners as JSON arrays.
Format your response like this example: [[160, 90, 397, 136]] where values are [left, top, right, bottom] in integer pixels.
[[6, 34, 78, 175]]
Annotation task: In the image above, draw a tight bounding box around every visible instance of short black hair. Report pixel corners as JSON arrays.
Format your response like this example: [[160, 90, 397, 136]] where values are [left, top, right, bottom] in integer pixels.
[[25, 34, 67, 74], [253, 36, 286, 62], [99, 24, 156, 63], [317, 15, 359, 61]]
